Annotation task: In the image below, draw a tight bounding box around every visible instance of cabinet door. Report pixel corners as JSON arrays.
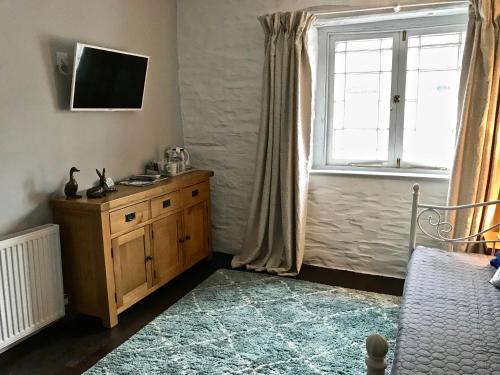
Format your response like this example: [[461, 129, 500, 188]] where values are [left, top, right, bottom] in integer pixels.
[[151, 212, 183, 285], [183, 201, 210, 269], [111, 226, 153, 309]]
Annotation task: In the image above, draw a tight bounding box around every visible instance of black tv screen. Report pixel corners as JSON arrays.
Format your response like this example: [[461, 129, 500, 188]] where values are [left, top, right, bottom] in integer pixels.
[[70, 43, 149, 111]]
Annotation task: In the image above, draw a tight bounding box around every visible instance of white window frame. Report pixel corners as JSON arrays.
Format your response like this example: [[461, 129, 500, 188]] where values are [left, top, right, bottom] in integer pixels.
[[312, 12, 468, 177]]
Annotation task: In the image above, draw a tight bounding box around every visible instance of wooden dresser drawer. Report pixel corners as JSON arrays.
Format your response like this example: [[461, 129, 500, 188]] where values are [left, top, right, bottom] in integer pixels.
[[181, 181, 209, 208], [151, 191, 181, 218], [110, 202, 150, 235]]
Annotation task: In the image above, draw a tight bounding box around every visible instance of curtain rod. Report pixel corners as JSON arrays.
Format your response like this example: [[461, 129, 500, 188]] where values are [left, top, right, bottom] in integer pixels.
[[306, 1, 470, 17]]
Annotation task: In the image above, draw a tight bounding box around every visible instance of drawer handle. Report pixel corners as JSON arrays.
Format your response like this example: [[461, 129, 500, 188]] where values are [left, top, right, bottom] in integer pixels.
[[191, 189, 199, 197], [162, 199, 171, 208], [125, 212, 136, 222], [185, 235, 191, 241]]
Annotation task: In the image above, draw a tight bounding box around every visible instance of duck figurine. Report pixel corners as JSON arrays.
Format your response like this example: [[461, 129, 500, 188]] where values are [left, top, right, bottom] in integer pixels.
[[64, 167, 82, 199]]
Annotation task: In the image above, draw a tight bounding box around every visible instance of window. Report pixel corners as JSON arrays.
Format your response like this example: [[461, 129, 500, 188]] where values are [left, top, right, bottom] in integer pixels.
[[314, 12, 467, 174]]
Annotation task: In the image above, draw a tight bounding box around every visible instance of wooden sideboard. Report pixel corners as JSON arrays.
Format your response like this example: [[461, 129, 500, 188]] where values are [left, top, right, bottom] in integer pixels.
[[51, 170, 213, 327]]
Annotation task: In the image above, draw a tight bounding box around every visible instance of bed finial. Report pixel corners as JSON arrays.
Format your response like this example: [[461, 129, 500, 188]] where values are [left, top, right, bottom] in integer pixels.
[[365, 333, 388, 375], [413, 183, 420, 193]]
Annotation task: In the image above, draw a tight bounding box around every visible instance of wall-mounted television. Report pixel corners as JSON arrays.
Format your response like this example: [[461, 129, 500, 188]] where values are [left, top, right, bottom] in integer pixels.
[[70, 43, 149, 111]]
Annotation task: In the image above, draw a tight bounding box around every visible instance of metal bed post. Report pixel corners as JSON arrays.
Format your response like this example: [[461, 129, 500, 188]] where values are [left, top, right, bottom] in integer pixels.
[[408, 183, 420, 257]]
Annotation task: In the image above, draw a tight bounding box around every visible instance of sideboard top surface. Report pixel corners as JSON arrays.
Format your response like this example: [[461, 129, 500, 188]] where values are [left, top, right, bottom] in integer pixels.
[[51, 170, 214, 212]]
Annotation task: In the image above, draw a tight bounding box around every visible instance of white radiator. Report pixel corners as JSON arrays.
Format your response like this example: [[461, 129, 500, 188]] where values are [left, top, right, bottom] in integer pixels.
[[0, 224, 64, 353]]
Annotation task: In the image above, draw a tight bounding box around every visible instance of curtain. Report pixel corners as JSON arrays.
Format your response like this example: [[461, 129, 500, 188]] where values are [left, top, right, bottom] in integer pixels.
[[231, 11, 315, 276], [448, 0, 500, 252]]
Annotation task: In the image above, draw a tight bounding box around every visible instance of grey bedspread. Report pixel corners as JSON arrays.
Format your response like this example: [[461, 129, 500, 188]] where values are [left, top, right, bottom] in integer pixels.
[[391, 245, 500, 375]]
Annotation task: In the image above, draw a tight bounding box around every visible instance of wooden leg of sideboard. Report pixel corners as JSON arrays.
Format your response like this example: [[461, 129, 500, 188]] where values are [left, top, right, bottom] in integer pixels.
[[102, 311, 118, 328], [207, 196, 213, 257], [101, 211, 118, 328]]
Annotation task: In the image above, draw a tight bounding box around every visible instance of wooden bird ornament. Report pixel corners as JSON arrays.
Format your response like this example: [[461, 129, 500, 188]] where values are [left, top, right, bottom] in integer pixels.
[[64, 167, 82, 199]]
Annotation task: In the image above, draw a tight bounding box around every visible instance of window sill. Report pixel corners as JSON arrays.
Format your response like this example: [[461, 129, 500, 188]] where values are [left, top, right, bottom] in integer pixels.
[[310, 168, 451, 180]]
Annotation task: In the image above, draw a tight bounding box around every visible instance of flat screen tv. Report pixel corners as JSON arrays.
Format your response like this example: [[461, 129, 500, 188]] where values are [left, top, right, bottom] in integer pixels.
[[70, 43, 149, 111]]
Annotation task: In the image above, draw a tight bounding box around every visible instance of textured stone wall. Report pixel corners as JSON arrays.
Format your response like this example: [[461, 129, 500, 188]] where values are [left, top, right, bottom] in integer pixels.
[[307, 175, 447, 277], [178, 0, 454, 278]]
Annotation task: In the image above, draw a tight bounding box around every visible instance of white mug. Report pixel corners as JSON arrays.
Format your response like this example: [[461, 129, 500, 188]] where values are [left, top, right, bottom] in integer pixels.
[[166, 161, 178, 176]]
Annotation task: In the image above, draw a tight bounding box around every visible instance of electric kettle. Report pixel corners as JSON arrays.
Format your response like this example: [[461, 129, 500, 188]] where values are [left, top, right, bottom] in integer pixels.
[[165, 147, 191, 173], [177, 147, 191, 172]]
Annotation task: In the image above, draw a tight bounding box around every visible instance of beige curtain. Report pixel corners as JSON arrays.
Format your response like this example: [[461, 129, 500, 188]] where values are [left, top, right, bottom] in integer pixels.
[[231, 11, 315, 276], [448, 0, 500, 252]]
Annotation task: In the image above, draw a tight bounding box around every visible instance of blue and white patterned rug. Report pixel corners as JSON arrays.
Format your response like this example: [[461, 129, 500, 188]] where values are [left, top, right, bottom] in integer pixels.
[[85, 269, 400, 374]]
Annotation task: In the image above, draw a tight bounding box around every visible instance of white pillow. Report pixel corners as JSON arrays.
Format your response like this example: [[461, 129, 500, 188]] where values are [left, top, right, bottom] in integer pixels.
[[490, 267, 500, 288]]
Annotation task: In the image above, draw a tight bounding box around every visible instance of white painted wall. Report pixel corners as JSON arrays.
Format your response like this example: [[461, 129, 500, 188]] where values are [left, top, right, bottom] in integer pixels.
[[0, 0, 183, 236], [307, 175, 448, 277], [177, 0, 458, 278]]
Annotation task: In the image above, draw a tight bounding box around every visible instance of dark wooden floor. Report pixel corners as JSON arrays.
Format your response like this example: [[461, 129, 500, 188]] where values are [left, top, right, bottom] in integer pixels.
[[0, 253, 403, 375]]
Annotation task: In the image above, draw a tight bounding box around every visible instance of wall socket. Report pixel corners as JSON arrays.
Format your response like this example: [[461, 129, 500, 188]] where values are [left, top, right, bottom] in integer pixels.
[[56, 52, 70, 75]]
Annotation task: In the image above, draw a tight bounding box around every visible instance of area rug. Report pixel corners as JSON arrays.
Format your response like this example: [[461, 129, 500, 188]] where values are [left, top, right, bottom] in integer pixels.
[[85, 269, 400, 374]]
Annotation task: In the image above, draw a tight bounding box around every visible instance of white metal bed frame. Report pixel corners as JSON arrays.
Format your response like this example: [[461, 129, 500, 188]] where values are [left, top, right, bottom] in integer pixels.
[[365, 183, 500, 375], [409, 183, 500, 256]]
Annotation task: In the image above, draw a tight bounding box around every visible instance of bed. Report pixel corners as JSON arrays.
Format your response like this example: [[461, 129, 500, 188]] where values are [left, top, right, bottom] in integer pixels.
[[365, 184, 500, 375]]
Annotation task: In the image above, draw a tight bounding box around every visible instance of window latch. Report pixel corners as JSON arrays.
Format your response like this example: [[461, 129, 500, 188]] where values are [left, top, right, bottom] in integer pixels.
[[393, 95, 401, 104]]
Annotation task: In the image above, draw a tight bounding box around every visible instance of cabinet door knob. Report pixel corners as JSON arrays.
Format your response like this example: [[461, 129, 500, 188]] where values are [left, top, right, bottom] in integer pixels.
[[145, 255, 153, 262], [179, 238, 184, 243], [185, 235, 191, 240]]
